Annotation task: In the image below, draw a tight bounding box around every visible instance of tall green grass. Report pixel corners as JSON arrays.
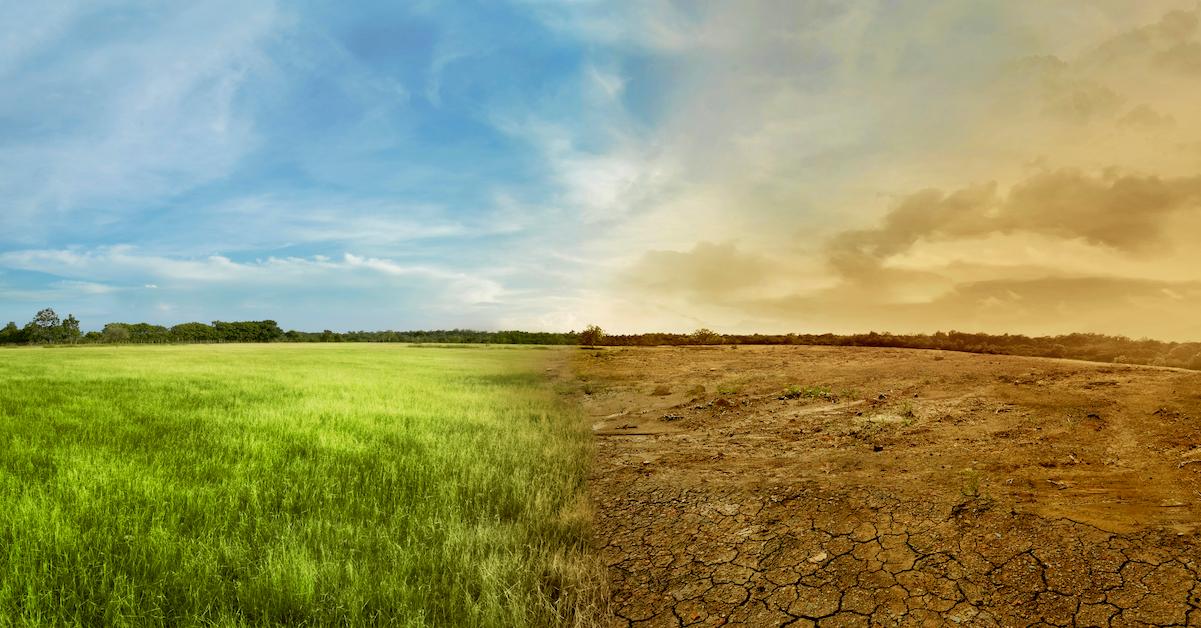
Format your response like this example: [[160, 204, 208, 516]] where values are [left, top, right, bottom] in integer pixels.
[[0, 344, 602, 626]]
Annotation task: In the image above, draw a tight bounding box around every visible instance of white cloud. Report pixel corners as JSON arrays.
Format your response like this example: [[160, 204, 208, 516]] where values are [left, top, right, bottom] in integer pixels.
[[0, 279, 119, 304], [204, 195, 473, 250], [490, 115, 671, 223], [585, 63, 627, 101], [515, 0, 698, 53], [0, 247, 503, 308], [341, 253, 503, 304], [0, 2, 283, 238], [57, 280, 119, 296]]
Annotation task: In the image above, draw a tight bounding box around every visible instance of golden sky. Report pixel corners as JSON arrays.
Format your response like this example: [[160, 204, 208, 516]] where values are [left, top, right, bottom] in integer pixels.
[[558, 1, 1201, 340]]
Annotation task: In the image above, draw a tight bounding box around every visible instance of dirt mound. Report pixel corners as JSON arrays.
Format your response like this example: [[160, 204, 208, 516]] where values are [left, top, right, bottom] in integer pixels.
[[572, 346, 1201, 626]]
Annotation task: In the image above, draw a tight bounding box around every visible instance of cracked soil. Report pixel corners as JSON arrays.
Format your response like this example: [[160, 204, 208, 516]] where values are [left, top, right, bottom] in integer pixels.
[[569, 345, 1201, 626]]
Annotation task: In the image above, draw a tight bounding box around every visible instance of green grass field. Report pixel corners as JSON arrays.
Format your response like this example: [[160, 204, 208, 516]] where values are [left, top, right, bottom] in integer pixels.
[[0, 344, 600, 627]]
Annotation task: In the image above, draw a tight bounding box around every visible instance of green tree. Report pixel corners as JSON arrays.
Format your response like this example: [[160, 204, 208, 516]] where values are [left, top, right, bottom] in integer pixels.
[[60, 314, 81, 343], [579, 324, 605, 347], [102, 323, 131, 343], [691, 328, 722, 345], [170, 322, 218, 343], [25, 308, 61, 344], [259, 320, 284, 342], [0, 321, 22, 344]]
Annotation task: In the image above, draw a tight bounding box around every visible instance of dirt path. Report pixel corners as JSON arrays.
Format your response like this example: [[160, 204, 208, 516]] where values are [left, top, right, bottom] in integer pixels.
[[571, 346, 1201, 626]]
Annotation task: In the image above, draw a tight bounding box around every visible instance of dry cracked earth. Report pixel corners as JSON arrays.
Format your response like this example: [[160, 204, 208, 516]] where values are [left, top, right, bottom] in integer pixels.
[[569, 346, 1201, 626]]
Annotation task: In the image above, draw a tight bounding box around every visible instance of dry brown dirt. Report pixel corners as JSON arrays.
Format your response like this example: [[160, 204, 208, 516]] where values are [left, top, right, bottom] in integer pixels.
[[568, 345, 1201, 627]]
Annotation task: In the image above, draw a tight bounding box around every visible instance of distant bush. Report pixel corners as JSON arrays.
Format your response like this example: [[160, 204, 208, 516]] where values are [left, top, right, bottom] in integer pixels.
[[780, 385, 834, 400], [0, 321, 25, 344], [579, 325, 605, 347], [1190, 353, 1201, 371]]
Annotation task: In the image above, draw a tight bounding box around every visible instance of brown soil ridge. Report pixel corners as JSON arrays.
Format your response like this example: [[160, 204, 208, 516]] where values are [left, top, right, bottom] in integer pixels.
[[571, 345, 1201, 626]]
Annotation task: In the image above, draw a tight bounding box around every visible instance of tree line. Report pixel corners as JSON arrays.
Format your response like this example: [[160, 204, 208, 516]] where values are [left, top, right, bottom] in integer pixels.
[[0, 309, 288, 345], [0, 309, 577, 346], [0, 308, 81, 345], [3, 309, 1200, 371], [594, 327, 1201, 370]]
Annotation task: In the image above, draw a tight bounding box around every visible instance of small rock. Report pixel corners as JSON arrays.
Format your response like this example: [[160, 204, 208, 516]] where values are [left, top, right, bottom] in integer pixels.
[[662, 413, 684, 421], [715, 503, 740, 516], [808, 552, 828, 564], [873, 445, 884, 452]]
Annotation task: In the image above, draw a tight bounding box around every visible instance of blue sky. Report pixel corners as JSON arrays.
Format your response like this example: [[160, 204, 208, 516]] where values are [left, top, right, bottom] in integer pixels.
[[1, 1, 665, 331], [4, 2, 1201, 339]]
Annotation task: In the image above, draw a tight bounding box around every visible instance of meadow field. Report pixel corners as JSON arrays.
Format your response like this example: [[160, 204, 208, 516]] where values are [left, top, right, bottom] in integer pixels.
[[0, 344, 600, 627]]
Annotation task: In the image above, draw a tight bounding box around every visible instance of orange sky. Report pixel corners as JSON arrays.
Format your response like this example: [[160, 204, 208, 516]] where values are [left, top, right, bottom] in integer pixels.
[[553, 2, 1201, 340]]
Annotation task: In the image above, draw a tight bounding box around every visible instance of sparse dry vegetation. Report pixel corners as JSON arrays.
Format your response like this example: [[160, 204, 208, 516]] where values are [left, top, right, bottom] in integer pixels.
[[779, 384, 835, 400]]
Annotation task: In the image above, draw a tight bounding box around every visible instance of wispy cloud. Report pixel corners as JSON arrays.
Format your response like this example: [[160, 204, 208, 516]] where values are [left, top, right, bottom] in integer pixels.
[[0, 2, 282, 240], [0, 247, 501, 303]]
